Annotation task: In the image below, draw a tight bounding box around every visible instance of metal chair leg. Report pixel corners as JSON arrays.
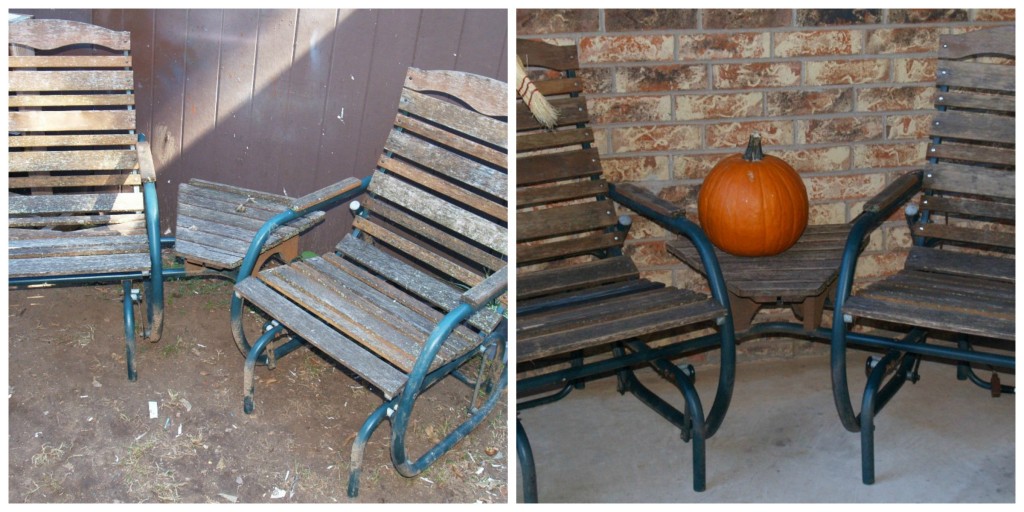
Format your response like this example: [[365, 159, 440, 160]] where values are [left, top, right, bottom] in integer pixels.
[[517, 418, 538, 503], [122, 280, 137, 381]]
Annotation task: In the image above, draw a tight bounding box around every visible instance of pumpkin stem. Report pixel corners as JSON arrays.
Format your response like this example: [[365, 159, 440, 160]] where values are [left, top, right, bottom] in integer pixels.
[[743, 132, 764, 162]]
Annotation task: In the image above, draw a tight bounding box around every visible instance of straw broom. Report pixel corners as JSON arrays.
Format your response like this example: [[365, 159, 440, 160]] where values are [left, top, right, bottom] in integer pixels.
[[516, 55, 559, 130]]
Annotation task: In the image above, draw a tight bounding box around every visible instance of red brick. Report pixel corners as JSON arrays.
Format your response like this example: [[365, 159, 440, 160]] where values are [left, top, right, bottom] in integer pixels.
[[809, 202, 847, 224], [703, 9, 791, 29], [854, 250, 908, 280], [606, 9, 697, 31], [625, 241, 678, 267], [801, 117, 884, 144], [587, 96, 672, 124], [889, 9, 967, 24], [611, 125, 701, 153], [857, 86, 935, 112], [601, 155, 669, 182], [773, 146, 852, 173], [675, 92, 764, 121], [883, 223, 912, 251], [852, 142, 927, 169], [885, 114, 934, 140], [579, 68, 614, 95], [674, 153, 729, 180], [766, 89, 853, 116], [679, 32, 769, 60], [579, 35, 674, 64], [615, 64, 707, 93], [622, 209, 668, 239], [656, 184, 697, 211], [706, 120, 793, 148], [774, 29, 863, 57], [805, 173, 887, 201], [974, 10, 1016, 21], [712, 62, 801, 89], [805, 58, 889, 85], [517, 10, 599, 34], [797, 9, 881, 26], [865, 28, 940, 54], [893, 57, 937, 83]]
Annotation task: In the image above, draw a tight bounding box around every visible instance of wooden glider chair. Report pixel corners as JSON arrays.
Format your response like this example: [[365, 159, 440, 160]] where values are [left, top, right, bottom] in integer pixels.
[[515, 39, 736, 501], [229, 67, 508, 497], [8, 18, 165, 381], [830, 26, 1015, 485]]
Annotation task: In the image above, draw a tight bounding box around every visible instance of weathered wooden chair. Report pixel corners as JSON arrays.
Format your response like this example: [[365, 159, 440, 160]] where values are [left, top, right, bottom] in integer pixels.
[[831, 26, 1015, 485], [515, 39, 736, 501], [229, 67, 508, 497], [8, 18, 164, 381]]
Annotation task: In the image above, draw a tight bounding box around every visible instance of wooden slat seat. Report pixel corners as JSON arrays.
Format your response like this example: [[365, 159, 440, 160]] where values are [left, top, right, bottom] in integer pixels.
[[174, 179, 327, 270]]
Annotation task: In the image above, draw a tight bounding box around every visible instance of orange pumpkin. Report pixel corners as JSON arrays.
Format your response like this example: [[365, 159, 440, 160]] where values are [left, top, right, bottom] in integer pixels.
[[698, 133, 808, 257]]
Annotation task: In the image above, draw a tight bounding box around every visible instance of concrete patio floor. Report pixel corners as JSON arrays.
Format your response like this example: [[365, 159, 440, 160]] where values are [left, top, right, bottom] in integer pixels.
[[516, 348, 1015, 503]]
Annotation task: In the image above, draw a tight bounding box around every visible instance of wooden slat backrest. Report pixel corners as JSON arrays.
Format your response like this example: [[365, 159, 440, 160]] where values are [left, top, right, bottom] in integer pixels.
[[517, 39, 623, 267], [8, 19, 143, 229], [918, 26, 1015, 251], [337, 68, 507, 330]]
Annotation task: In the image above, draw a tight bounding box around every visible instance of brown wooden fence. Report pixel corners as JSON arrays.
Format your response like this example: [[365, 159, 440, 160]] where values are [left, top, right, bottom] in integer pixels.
[[12, 8, 508, 253]]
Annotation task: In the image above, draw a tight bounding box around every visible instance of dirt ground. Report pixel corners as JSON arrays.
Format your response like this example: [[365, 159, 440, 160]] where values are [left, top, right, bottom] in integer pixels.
[[7, 278, 508, 503]]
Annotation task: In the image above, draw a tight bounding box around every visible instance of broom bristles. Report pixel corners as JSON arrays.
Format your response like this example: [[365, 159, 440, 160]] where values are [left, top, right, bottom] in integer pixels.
[[516, 55, 559, 130]]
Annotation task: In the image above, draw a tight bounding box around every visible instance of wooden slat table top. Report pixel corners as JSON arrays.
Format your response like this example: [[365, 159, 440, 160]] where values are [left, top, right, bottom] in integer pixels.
[[670, 224, 851, 301]]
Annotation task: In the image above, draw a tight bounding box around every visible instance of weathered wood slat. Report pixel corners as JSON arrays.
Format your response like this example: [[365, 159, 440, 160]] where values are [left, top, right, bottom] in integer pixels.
[[517, 179, 609, 208], [612, 183, 686, 218], [518, 232, 625, 265], [935, 89, 1014, 113], [9, 234, 149, 259], [398, 88, 506, 149], [936, 60, 1015, 92], [9, 174, 142, 189], [8, 134, 138, 148], [916, 223, 1014, 249], [517, 148, 602, 186], [844, 294, 1013, 341], [9, 110, 135, 132], [364, 197, 506, 273], [9, 150, 138, 173], [517, 199, 618, 242], [353, 215, 485, 287], [288, 177, 362, 212], [173, 239, 246, 269], [404, 67, 506, 118], [927, 143, 1014, 167], [518, 287, 703, 336], [178, 183, 291, 220], [518, 279, 664, 314], [258, 263, 421, 372], [320, 253, 482, 344], [336, 234, 503, 333], [461, 266, 507, 309], [863, 171, 922, 213], [9, 19, 131, 51], [377, 154, 506, 220], [931, 110, 1014, 144], [517, 127, 594, 153], [8, 93, 135, 108], [9, 193, 144, 215], [8, 55, 132, 68], [938, 26, 1014, 60], [233, 278, 408, 399], [924, 164, 1014, 199], [187, 178, 293, 205], [904, 246, 1013, 282], [517, 256, 639, 300], [368, 171, 506, 255], [9, 252, 151, 279], [517, 96, 589, 131], [919, 195, 1014, 221], [9, 70, 134, 92], [517, 38, 580, 72], [305, 256, 476, 354], [530, 76, 584, 96], [383, 129, 506, 199], [393, 114, 506, 169], [9, 213, 144, 228], [518, 298, 723, 363]]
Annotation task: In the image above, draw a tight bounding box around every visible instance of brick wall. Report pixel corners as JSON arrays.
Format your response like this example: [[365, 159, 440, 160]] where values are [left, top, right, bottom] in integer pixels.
[[517, 8, 1015, 360]]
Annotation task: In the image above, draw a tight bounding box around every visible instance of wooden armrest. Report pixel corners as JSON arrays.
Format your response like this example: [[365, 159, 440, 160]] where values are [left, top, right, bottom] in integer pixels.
[[136, 140, 157, 183], [610, 183, 686, 218], [863, 170, 923, 214], [289, 178, 363, 212], [462, 266, 507, 309]]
